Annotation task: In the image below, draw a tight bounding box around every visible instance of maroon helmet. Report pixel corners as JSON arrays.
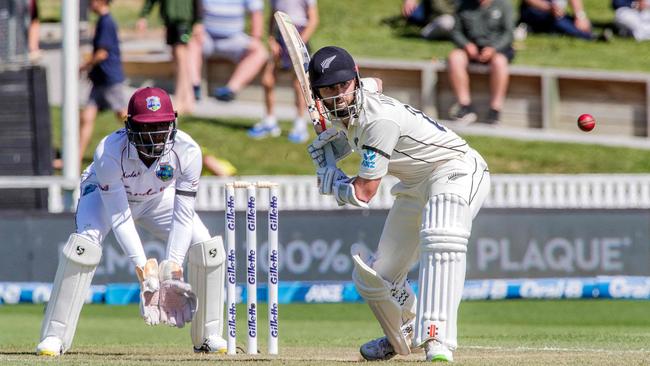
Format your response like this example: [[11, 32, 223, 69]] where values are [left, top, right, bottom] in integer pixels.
[[126, 87, 177, 158]]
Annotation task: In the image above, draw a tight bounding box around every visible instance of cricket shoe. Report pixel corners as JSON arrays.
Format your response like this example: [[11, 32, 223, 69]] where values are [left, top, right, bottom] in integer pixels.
[[193, 335, 227, 354], [359, 336, 397, 361], [287, 127, 309, 144], [425, 341, 453, 362], [36, 336, 63, 356], [248, 117, 281, 139]]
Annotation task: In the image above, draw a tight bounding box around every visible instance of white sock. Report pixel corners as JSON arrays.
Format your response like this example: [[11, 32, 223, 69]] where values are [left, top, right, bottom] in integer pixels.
[[262, 115, 278, 127], [292, 116, 306, 131]]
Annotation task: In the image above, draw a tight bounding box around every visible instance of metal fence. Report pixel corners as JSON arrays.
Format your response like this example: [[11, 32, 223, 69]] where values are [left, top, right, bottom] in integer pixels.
[[4, 174, 650, 212]]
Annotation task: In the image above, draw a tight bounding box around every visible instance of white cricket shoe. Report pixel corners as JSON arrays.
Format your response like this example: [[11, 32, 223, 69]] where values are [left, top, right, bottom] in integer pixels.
[[36, 336, 63, 356], [425, 341, 453, 362], [193, 335, 227, 354], [359, 336, 397, 361]]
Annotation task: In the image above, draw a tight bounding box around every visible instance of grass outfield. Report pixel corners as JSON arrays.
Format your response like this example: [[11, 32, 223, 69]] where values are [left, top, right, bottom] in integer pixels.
[[1, 300, 649, 365], [50, 108, 650, 175]]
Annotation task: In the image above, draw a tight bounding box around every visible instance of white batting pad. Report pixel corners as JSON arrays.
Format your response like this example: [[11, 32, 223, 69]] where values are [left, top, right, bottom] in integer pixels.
[[40, 234, 102, 352], [352, 253, 414, 356], [188, 236, 226, 347], [414, 193, 470, 350]]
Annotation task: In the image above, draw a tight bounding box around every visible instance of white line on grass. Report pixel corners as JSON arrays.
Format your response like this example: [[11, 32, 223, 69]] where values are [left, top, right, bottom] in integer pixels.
[[464, 345, 649, 354]]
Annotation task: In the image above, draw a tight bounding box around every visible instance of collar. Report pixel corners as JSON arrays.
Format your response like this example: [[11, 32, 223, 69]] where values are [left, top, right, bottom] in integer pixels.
[[127, 141, 140, 160]]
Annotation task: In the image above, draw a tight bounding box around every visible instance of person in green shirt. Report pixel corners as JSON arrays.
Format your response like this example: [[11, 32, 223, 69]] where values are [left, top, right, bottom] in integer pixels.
[[447, 0, 514, 125], [137, 0, 203, 115]]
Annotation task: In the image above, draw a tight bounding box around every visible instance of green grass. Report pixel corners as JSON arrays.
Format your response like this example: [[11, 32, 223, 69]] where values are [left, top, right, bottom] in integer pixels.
[[2, 301, 649, 365], [41, 0, 650, 72], [50, 107, 650, 175]]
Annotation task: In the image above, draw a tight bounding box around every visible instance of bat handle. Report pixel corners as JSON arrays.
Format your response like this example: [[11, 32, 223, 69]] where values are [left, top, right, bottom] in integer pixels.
[[323, 143, 337, 168]]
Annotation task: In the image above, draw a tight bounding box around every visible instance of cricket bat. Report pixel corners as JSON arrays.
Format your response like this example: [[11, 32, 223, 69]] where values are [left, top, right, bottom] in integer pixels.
[[274, 11, 336, 167]]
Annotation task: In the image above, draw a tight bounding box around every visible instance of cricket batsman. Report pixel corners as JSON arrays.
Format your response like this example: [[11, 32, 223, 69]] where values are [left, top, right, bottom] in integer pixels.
[[36, 87, 227, 356], [307, 47, 491, 362]]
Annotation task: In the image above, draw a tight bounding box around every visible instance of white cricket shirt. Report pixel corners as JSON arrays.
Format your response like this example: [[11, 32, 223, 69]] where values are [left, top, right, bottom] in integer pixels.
[[341, 80, 469, 186]]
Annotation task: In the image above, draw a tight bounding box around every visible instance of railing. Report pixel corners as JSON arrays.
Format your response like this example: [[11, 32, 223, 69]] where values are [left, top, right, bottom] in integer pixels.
[[197, 174, 650, 211], [4, 174, 650, 212]]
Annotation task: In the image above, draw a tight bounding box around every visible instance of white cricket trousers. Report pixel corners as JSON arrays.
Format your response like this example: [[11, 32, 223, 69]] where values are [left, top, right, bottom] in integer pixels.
[[372, 148, 491, 283]]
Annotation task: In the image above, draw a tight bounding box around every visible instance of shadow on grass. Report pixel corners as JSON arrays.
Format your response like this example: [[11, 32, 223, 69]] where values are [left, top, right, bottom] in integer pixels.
[[380, 15, 429, 39], [181, 116, 253, 131]]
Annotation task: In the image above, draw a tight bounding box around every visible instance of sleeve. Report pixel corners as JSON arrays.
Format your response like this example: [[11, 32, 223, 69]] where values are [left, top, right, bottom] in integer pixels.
[[139, 0, 157, 18], [450, 11, 470, 48], [246, 0, 264, 12], [94, 145, 145, 265], [165, 146, 203, 263], [360, 77, 379, 93], [492, 0, 514, 52], [94, 19, 113, 50], [357, 119, 400, 180]]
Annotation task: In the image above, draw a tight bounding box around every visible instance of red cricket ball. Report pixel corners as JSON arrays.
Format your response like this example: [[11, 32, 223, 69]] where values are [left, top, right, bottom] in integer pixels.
[[577, 114, 595, 132]]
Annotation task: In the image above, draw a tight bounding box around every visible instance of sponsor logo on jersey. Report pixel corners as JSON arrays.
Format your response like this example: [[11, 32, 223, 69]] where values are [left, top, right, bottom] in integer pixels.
[[155, 163, 174, 182], [320, 55, 336, 72], [447, 172, 467, 182], [361, 150, 377, 169], [123, 171, 141, 179], [146, 96, 161, 112]]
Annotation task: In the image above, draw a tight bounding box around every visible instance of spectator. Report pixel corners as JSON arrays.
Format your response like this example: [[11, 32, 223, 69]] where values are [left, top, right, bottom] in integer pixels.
[[137, 0, 203, 115], [402, 0, 456, 39], [519, 0, 594, 40], [201, 147, 237, 176], [195, 0, 268, 102], [28, 0, 40, 60], [248, 0, 319, 143], [613, 0, 650, 40], [448, 0, 514, 125], [76, 0, 127, 167]]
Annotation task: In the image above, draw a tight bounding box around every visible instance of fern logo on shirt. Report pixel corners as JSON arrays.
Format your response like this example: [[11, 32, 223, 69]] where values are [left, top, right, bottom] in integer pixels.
[[156, 163, 174, 182], [362, 150, 377, 169]]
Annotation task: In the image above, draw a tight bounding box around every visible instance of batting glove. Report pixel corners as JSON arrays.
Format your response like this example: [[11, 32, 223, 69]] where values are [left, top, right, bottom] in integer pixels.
[[317, 166, 349, 195], [307, 128, 352, 168]]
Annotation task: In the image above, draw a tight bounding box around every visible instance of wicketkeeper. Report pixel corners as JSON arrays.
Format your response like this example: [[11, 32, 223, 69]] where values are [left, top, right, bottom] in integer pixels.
[[36, 87, 227, 356], [307, 46, 491, 362]]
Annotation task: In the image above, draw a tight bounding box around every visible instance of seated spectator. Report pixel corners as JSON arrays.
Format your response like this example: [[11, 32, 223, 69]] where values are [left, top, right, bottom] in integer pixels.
[[613, 0, 650, 40], [138, 0, 203, 115], [195, 0, 268, 102], [402, 0, 456, 39], [519, 0, 594, 40], [201, 147, 237, 176], [248, 0, 319, 143], [448, 0, 514, 125]]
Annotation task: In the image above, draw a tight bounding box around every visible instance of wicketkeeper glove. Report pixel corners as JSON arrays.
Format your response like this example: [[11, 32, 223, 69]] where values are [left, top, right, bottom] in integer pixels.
[[158, 260, 198, 328], [307, 128, 352, 168], [136, 258, 161, 326]]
